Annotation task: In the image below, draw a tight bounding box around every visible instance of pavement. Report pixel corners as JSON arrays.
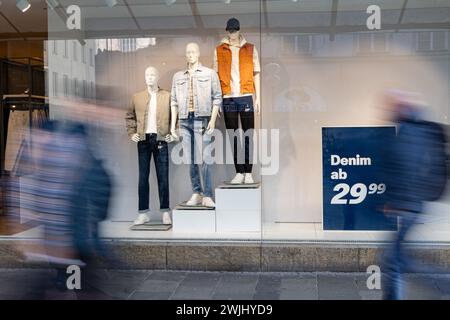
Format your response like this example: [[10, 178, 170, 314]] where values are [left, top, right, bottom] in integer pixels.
[[1, 269, 450, 300]]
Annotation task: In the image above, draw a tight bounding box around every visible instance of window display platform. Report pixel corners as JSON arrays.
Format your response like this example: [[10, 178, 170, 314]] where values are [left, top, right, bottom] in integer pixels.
[[4, 221, 450, 244], [2, 199, 449, 243], [172, 208, 216, 233]]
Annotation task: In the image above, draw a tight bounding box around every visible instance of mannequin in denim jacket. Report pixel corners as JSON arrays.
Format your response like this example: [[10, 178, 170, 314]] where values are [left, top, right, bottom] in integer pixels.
[[170, 43, 220, 207]]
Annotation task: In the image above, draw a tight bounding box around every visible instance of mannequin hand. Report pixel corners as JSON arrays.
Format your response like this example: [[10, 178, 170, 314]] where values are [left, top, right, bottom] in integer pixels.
[[165, 134, 174, 143], [166, 134, 179, 143], [254, 99, 261, 114], [131, 133, 141, 143], [170, 128, 179, 141], [206, 121, 215, 135]]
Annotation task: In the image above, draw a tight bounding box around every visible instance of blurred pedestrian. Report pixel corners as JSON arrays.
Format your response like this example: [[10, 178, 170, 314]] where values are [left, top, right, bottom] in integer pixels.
[[381, 90, 448, 300]]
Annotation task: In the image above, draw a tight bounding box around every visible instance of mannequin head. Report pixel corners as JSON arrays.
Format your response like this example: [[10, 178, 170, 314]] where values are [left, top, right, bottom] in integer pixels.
[[185, 43, 200, 65], [227, 30, 240, 42], [225, 17, 240, 43], [144, 66, 159, 88]]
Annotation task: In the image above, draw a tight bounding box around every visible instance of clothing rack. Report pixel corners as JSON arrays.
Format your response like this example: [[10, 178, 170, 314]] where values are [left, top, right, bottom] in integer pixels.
[[0, 58, 47, 217], [0, 95, 49, 173]]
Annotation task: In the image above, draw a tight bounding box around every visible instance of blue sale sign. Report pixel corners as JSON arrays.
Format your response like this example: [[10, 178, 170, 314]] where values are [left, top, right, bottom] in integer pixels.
[[322, 127, 397, 231]]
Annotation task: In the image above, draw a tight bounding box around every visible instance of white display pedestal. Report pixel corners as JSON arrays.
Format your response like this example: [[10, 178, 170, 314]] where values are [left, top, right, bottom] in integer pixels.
[[216, 186, 261, 232], [172, 207, 216, 233]]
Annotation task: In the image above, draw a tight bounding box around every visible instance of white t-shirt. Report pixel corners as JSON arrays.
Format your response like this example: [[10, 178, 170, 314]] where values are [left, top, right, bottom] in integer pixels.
[[146, 91, 157, 134]]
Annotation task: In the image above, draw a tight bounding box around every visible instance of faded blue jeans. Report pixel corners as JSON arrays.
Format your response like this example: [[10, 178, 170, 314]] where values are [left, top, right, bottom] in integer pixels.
[[179, 112, 213, 198]]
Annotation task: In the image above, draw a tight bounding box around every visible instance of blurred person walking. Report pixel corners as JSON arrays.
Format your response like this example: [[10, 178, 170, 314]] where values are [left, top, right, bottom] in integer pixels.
[[381, 90, 448, 300], [18, 119, 112, 298]]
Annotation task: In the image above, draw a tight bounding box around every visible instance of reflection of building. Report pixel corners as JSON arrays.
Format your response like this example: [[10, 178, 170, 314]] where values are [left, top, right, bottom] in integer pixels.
[[96, 38, 156, 53], [46, 40, 96, 102], [277, 31, 449, 57], [94, 37, 208, 107]]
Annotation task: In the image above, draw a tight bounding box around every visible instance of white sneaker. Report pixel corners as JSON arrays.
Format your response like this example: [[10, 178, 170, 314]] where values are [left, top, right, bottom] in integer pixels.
[[162, 211, 172, 225], [202, 197, 215, 208], [244, 173, 254, 184], [186, 193, 203, 206], [134, 213, 150, 225], [230, 173, 245, 184]]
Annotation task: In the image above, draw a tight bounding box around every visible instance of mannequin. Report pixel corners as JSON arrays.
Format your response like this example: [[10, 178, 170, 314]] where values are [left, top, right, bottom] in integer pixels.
[[125, 66, 173, 225], [214, 17, 261, 184], [170, 42, 222, 207]]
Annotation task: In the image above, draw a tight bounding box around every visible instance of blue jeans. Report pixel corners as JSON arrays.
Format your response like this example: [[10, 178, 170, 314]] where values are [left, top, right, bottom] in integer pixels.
[[179, 112, 213, 198], [382, 211, 419, 300], [138, 133, 169, 212]]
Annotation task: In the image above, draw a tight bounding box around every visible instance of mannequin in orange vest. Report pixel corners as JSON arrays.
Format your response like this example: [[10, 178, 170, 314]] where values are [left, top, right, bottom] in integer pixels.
[[214, 17, 261, 185]]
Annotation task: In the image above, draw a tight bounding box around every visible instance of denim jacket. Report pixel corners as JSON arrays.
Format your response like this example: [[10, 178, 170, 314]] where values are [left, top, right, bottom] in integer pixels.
[[170, 63, 222, 119]]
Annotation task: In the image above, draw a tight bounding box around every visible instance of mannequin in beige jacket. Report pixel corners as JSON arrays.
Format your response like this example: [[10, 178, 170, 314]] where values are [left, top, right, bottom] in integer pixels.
[[126, 66, 174, 226]]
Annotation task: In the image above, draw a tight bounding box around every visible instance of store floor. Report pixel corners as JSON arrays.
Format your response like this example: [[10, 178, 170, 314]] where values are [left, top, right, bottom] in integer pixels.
[[1, 269, 450, 300], [0, 216, 39, 236]]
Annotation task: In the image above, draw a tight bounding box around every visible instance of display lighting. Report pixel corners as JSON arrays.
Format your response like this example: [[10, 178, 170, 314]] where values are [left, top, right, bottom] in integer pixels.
[[105, 0, 118, 7], [16, 0, 31, 12]]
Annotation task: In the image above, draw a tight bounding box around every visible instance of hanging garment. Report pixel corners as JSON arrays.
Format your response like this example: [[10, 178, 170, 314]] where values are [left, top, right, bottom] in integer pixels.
[[4, 110, 30, 174]]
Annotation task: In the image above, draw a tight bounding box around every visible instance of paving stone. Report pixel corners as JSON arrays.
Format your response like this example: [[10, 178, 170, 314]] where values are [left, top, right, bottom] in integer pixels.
[[135, 279, 181, 293], [354, 274, 382, 300], [169, 272, 222, 300], [403, 275, 443, 300], [129, 291, 173, 300], [317, 274, 361, 300], [432, 275, 450, 296], [253, 274, 282, 300], [86, 270, 151, 299], [212, 274, 259, 300], [2, 268, 450, 300], [146, 270, 187, 282], [279, 275, 318, 300]]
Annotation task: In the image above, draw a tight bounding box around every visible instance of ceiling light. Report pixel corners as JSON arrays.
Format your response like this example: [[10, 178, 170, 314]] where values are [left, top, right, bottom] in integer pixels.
[[104, 0, 118, 7], [16, 0, 31, 12], [224, 0, 231, 4], [165, 0, 176, 5]]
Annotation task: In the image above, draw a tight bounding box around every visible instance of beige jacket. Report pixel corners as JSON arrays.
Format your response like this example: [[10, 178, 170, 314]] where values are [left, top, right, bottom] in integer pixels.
[[125, 88, 171, 141]]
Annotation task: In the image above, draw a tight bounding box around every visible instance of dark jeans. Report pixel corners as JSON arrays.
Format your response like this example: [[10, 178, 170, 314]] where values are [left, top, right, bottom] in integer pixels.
[[138, 133, 169, 212], [223, 96, 255, 174]]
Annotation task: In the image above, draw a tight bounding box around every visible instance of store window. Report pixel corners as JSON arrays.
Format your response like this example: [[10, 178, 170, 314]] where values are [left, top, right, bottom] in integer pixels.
[[41, 0, 450, 244]]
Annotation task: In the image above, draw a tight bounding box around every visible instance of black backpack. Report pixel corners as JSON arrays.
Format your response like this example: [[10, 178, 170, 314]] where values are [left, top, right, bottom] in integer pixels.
[[418, 121, 449, 202]]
